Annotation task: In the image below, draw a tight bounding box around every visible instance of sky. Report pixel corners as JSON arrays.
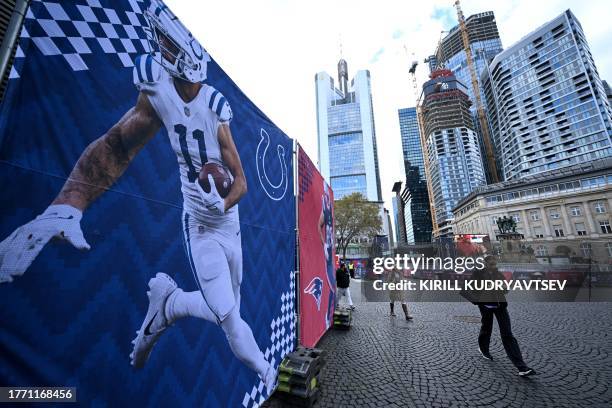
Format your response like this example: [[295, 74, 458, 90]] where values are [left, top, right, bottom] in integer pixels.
[[165, 0, 612, 216]]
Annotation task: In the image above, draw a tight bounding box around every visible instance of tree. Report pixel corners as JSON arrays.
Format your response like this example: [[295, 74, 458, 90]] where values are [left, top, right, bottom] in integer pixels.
[[334, 193, 382, 261]]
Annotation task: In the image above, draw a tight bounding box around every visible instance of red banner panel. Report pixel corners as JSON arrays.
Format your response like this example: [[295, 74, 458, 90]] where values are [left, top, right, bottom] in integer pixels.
[[298, 146, 335, 347]]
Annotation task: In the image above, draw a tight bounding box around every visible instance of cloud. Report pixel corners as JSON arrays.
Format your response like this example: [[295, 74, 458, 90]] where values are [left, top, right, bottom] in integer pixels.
[[431, 7, 456, 31], [370, 47, 385, 64], [392, 29, 404, 40]]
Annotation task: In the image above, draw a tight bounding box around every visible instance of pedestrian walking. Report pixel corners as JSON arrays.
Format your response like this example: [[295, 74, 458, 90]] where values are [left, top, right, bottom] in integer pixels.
[[348, 262, 355, 279], [464, 255, 535, 377], [387, 268, 413, 320], [336, 262, 355, 310]]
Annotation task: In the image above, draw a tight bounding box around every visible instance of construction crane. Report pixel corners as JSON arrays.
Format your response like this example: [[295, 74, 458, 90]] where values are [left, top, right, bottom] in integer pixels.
[[404, 46, 419, 99], [454, 0, 499, 183], [404, 48, 439, 238]]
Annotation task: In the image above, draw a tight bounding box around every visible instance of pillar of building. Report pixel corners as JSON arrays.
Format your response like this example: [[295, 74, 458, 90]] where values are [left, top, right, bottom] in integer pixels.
[[541, 208, 553, 239], [584, 200, 599, 234], [520, 209, 531, 238], [559, 204, 573, 238]]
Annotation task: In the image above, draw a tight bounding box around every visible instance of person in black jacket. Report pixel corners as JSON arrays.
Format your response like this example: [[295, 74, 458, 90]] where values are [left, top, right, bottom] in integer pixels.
[[336, 262, 354, 310], [470, 255, 535, 377]]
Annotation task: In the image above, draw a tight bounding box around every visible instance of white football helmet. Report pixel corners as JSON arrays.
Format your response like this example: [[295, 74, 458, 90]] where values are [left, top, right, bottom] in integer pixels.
[[143, 0, 211, 83]]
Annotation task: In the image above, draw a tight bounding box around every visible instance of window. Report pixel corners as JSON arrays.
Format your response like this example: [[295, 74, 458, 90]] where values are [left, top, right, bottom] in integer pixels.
[[580, 242, 591, 257], [607, 242, 612, 257], [574, 222, 587, 236], [549, 209, 560, 219], [600, 220, 612, 234], [570, 206, 582, 216], [553, 225, 564, 237], [530, 210, 540, 221], [533, 226, 544, 238], [491, 216, 499, 226], [511, 214, 521, 223], [594, 201, 607, 214], [536, 245, 548, 256]]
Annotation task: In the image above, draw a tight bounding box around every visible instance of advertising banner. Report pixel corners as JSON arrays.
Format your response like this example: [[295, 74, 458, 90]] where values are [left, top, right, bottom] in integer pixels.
[[298, 145, 335, 347], [0, 1, 295, 406]]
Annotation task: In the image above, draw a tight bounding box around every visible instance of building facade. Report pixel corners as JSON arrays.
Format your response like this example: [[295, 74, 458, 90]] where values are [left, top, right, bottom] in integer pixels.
[[315, 59, 383, 201], [398, 108, 432, 243], [435, 11, 503, 108], [603, 80, 612, 107], [453, 158, 612, 261], [434, 11, 504, 183], [422, 69, 486, 237], [392, 182, 407, 244], [482, 10, 612, 181], [392, 195, 402, 245]]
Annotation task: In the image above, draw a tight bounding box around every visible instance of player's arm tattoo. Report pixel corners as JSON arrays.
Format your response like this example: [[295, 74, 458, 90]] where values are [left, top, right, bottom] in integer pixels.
[[218, 123, 246, 212], [53, 93, 162, 210]]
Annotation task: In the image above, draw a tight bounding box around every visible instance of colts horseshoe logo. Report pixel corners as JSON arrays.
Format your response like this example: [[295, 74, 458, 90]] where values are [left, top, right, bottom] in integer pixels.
[[255, 128, 288, 201]]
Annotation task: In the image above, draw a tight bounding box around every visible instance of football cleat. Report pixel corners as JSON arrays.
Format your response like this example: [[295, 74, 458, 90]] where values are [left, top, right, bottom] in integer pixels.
[[130, 272, 177, 369]]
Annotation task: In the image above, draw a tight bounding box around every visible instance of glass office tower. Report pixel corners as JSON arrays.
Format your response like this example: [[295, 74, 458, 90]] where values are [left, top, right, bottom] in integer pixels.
[[398, 108, 432, 242], [315, 59, 382, 201]]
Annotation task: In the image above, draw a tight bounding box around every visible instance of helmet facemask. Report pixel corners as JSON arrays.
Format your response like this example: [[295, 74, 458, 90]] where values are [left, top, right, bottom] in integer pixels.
[[143, 2, 210, 83]]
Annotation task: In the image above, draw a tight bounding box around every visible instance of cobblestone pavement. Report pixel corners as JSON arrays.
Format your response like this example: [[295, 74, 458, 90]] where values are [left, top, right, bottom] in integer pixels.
[[264, 294, 612, 407]]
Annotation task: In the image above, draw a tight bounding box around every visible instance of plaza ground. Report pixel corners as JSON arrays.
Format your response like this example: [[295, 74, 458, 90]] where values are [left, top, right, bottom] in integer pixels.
[[265, 281, 612, 407]]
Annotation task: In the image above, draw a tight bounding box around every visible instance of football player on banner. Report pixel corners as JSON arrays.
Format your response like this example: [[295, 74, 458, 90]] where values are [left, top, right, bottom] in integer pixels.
[[0, 0, 277, 393]]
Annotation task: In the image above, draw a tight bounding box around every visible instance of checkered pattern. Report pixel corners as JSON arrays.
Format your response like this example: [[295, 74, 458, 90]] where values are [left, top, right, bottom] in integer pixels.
[[10, 0, 149, 79], [241, 271, 297, 408]]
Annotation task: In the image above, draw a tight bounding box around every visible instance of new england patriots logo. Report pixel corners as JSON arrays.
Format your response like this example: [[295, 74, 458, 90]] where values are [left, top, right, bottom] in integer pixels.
[[304, 277, 323, 311]]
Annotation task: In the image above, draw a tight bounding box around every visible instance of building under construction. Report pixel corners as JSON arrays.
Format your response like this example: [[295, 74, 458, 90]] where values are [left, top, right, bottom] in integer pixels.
[[426, 10, 504, 183], [421, 69, 486, 237], [435, 11, 501, 66]]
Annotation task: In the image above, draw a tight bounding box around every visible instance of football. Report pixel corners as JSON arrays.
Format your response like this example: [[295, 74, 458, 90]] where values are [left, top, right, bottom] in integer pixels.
[[198, 161, 233, 198]]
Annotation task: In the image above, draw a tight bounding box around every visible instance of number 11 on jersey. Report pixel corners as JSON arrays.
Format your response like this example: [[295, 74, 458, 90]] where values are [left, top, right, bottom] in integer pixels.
[[175, 124, 208, 182]]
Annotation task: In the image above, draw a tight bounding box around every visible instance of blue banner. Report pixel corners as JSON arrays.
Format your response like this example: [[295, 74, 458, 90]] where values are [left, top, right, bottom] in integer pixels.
[[0, 1, 295, 406]]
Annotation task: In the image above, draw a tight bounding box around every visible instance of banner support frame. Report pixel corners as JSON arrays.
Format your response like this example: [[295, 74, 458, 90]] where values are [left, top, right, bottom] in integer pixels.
[[293, 140, 301, 347]]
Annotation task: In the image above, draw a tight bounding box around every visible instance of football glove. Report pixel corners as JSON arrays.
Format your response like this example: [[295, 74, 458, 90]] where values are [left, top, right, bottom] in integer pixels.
[[0, 204, 90, 283], [196, 174, 225, 216]]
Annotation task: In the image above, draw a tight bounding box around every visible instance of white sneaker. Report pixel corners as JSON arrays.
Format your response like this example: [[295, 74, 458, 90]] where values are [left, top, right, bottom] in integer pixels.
[[261, 364, 278, 394], [130, 272, 177, 369], [518, 367, 536, 377]]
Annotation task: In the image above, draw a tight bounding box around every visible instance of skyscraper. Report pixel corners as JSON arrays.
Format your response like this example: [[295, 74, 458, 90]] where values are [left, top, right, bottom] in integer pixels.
[[392, 181, 407, 244], [315, 59, 382, 201], [482, 10, 612, 181], [391, 195, 402, 244], [433, 11, 503, 182], [422, 69, 486, 237], [398, 108, 432, 243]]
